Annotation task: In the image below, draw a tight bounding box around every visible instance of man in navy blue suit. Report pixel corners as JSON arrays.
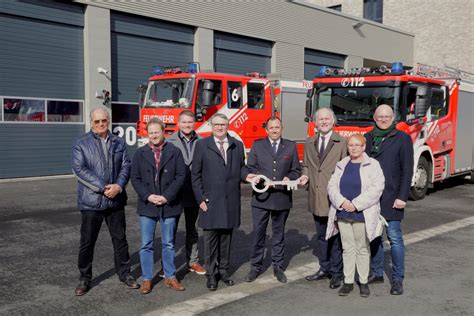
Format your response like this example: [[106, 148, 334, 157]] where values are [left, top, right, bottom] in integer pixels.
[[245, 116, 301, 283]]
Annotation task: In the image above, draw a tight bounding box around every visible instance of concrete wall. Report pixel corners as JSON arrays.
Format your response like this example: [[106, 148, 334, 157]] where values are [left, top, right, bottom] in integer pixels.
[[309, 0, 474, 73]]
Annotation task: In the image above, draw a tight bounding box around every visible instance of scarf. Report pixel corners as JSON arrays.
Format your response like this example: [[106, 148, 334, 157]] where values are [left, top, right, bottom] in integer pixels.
[[371, 122, 395, 156], [149, 139, 166, 181]]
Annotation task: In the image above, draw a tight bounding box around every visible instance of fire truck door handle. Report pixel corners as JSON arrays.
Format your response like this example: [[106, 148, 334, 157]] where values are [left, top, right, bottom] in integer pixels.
[[262, 123, 267, 128]]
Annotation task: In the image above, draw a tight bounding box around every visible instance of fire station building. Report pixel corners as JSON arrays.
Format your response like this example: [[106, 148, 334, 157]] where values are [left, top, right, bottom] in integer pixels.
[[0, 0, 414, 179]]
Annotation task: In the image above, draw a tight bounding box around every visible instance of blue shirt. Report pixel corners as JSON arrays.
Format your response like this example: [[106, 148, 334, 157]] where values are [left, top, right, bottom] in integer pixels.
[[337, 161, 365, 222]]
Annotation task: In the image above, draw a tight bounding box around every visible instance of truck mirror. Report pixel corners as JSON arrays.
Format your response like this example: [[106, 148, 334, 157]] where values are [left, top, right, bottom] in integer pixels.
[[305, 98, 313, 119], [137, 83, 147, 107], [202, 80, 214, 107], [172, 84, 180, 104], [415, 86, 428, 118]]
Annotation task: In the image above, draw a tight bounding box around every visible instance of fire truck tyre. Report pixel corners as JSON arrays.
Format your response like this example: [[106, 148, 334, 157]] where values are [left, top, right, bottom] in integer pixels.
[[410, 156, 430, 201]]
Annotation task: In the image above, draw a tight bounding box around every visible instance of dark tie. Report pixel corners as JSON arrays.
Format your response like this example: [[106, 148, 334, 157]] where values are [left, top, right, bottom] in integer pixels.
[[272, 141, 278, 155], [319, 136, 325, 157], [218, 140, 226, 163]]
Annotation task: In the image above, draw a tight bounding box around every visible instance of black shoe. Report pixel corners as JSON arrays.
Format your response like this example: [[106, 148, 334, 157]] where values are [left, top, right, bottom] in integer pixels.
[[390, 280, 403, 295], [207, 276, 217, 291], [368, 274, 384, 284], [220, 275, 235, 286], [245, 269, 260, 282], [338, 283, 354, 296], [305, 269, 330, 281], [273, 267, 287, 283], [359, 283, 370, 297], [122, 275, 140, 289], [75, 280, 90, 296], [329, 276, 343, 289]]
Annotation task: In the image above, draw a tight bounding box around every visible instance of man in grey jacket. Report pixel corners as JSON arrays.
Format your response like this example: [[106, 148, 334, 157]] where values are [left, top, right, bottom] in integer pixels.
[[167, 110, 206, 275], [71, 107, 139, 296]]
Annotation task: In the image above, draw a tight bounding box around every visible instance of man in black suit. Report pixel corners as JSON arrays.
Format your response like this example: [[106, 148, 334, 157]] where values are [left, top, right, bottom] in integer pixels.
[[245, 116, 301, 283], [191, 113, 248, 291]]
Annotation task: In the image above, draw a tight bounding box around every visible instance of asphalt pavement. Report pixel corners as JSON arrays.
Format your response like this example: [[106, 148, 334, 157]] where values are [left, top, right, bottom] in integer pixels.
[[0, 176, 472, 315]]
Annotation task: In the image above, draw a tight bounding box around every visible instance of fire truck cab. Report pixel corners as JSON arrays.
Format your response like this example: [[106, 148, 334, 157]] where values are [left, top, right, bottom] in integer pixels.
[[306, 62, 474, 200], [137, 63, 311, 157]]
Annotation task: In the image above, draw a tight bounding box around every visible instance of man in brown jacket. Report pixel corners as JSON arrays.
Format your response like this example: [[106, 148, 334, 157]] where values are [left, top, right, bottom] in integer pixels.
[[299, 107, 347, 289]]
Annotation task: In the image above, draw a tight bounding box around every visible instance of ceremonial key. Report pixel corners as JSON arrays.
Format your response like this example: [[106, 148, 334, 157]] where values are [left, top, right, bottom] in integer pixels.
[[251, 175, 299, 193]]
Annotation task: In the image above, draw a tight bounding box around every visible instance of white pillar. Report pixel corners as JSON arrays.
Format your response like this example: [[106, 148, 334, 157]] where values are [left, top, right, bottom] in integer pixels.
[[84, 5, 111, 131]]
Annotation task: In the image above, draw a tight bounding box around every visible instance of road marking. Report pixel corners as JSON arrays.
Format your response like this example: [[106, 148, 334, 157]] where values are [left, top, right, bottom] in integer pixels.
[[0, 174, 73, 183], [145, 216, 474, 316]]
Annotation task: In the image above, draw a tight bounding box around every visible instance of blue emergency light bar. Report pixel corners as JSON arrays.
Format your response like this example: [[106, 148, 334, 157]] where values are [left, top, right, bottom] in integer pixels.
[[316, 62, 405, 77], [152, 63, 200, 76]]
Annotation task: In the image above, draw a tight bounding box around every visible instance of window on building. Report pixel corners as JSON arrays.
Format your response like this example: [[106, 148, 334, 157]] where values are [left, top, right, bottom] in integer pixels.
[[247, 82, 265, 109], [363, 0, 383, 23], [328, 4, 342, 12], [3, 99, 45, 122], [112, 103, 139, 123], [47, 101, 83, 122], [227, 81, 243, 109], [2, 97, 84, 123]]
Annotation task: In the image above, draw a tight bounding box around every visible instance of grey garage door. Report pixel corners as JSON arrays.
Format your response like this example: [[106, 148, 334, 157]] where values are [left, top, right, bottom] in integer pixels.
[[0, 0, 85, 179], [214, 32, 272, 75], [304, 48, 345, 80], [111, 12, 194, 103]]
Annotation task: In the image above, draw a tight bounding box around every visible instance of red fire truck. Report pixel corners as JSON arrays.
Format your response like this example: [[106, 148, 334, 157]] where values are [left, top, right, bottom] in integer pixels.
[[137, 63, 311, 158], [305, 62, 474, 200]]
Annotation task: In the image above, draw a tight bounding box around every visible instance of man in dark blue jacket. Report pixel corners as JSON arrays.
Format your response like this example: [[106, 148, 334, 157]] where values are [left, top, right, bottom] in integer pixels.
[[244, 116, 301, 283], [71, 107, 138, 296], [365, 104, 414, 295]]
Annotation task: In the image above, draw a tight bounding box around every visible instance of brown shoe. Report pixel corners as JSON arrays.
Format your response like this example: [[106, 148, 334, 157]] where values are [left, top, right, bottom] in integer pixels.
[[140, 280, 152, 294], [189, 263, 206, 275], [74, 280, 90, 296], [164, 278, 185, 291]]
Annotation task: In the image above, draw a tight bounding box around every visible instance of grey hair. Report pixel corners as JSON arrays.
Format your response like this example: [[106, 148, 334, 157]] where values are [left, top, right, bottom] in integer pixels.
[[314, 107, 337, 123], [210, 113, 229, 124], [89, 106, 110, 121]]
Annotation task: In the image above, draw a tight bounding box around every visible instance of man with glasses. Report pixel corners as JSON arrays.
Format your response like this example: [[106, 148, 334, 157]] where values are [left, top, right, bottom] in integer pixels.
[[299, 107, 346, 290], [71, 106, 139, 296], [191, 113, 247, 291], [365, 104, 413, 295]]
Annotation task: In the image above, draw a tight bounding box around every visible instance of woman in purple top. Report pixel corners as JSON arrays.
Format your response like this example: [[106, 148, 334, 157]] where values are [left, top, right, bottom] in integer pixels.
[[326, 134, 385, 297]]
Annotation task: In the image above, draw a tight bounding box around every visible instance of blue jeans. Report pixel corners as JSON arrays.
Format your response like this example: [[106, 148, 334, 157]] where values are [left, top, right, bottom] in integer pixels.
[[370, 220, 405, 281], [139, 215, 177, 280]]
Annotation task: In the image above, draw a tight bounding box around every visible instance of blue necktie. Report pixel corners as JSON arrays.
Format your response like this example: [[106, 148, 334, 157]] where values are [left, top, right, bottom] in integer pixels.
[[272, 141, 277, 155]]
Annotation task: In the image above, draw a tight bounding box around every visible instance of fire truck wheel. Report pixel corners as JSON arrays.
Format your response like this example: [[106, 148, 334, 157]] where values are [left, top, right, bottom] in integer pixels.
[[410, 156, 430, 201]]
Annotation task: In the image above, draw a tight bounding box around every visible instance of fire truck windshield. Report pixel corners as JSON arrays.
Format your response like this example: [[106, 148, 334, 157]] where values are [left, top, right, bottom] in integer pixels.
[[145, 78, 195, 108], [315, 86, 401, 125]]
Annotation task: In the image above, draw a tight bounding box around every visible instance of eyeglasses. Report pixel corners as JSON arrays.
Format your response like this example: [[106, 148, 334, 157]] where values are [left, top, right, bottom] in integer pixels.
[[375, 115, 393, 121], [93, 119, 108, 124], [212, 123, 228, 128], [348, 144, 364, 148]]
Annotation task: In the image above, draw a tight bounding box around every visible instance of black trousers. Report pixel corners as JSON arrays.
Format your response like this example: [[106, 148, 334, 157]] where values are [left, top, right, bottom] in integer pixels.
[[176, 206, 200, 265], [203, 229, 233, 277], [78, 209, 131, 282], [250, 207, 289, 271], [313, 215, 343, 277]]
